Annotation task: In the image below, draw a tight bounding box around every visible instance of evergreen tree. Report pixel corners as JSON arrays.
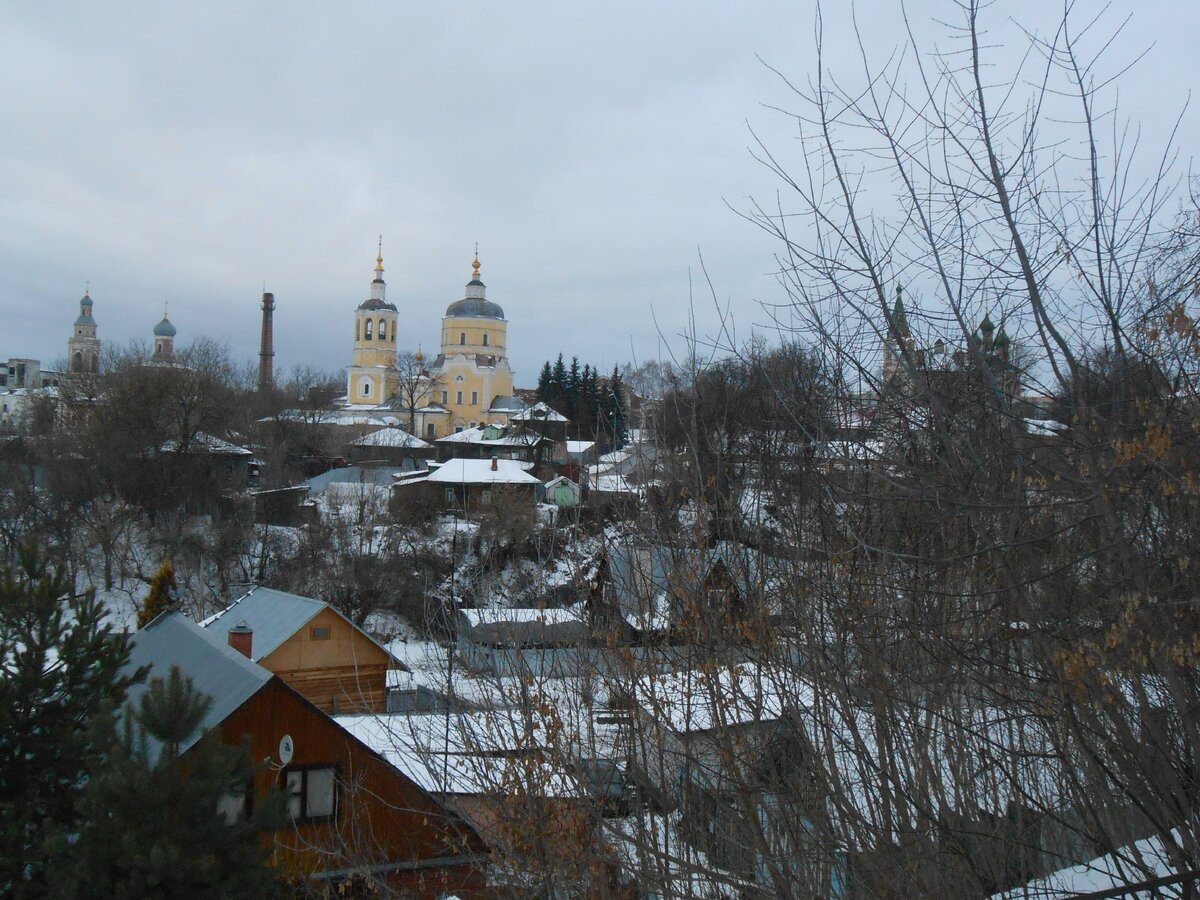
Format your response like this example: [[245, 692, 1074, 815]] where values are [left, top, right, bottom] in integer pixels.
[[54, 666, 283, 898], [137, 559, 176, 629], [565, 357, 582, 421], [550, 354, 567, 401], [0, 541, 142, 898], [536, 361, 553, 402], [603, 365, 628, 448]]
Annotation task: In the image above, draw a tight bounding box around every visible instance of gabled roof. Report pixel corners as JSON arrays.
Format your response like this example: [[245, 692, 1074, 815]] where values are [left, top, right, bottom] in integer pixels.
[[510, 401, 568, 423], [199, 585, 406, 669], [436, 426, 486, 444], [350, 427, 432, 450], [124, 611, 272, 761], [425, 458, 541, 485], [159, 431, 253, 456]]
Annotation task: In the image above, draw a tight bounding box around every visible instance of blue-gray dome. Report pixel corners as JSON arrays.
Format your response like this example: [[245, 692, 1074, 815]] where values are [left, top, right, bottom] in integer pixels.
[[445, 280, 504, 319], [154, 316, 177, 337], [358, 297, 398, 312], [74, 292, 96, 325]]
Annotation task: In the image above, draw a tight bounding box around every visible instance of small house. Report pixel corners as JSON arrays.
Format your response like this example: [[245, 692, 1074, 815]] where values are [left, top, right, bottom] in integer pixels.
[[201, 586, 406, 713], [455, 606, 592, 677], [127, 612, 488, 895], [424, 457, 541, 513], [545, 475, 581, 508]]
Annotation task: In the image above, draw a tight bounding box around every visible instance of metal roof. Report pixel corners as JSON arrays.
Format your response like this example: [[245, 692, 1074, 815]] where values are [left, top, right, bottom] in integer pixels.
[[123, 611, 272, 762], [199, 585, 408, 670]]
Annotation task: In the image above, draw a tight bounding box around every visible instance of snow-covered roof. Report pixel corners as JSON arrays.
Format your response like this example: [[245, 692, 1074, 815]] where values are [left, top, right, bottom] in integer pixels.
[[510, 401, 568, 423], [458, 607, 585, 628], [992, 828, 1183, 899], [632, 663, 809, 734], [266, 409, 403, 428], [350, 426, 432, 449], [425, 458, 541, 485], [436, 427, 486, 444], [337, 711, 585, 798], [159, 431, 253, 456], [565, 440, 595, 455]]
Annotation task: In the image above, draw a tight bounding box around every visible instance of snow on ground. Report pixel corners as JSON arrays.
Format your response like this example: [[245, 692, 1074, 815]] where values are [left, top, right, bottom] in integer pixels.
[[603, 812, 753, 899], [992, 829, 1187, 899]]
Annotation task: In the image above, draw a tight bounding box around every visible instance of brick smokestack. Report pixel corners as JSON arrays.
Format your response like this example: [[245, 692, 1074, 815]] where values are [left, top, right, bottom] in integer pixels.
[[228, 621, 253, 658], [258, 291, 275, 392]]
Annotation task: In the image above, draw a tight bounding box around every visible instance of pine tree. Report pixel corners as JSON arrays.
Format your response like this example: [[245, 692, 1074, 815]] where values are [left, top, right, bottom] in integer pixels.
[[54, 666, 283, 898], [550, 354, 567, 400], [0, 541, 142, 898], [137, 559, 176, 629], [536, 361, 553, 402], [606, 365, 628, 448], [565, 357, 582, 421]]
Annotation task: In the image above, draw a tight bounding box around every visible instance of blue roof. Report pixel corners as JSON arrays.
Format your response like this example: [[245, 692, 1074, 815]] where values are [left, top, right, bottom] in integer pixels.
[[153, 316, 177, 337], [124, 611, 272, 762]]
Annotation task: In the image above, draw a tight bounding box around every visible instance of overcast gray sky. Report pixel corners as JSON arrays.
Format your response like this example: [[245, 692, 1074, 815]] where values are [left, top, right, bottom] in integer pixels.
[[1, 2, 1195, 385]]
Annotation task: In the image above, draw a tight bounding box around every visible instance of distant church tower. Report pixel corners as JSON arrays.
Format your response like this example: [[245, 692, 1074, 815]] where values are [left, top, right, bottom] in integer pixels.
[[67, 288, 100, 373], [152, 306, 177, 361], [346, 240, 399, 405], [429, 253, 515, 433], [258, 291, 275, 391]]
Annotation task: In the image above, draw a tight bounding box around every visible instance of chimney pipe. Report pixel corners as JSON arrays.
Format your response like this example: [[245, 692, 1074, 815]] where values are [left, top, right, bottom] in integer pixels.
[[491, 456, 498, 471], [228, 621, 253, 659], [258, 292, 275, 392]]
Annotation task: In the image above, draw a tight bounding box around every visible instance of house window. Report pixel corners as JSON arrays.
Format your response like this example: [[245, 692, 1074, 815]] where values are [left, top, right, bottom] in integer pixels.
[[460, 332, 466, 345], [481, 489, 492, 505], [379, 319, 387, 341], [283, 765, 338, 823], [364, 319, 373, 340], [456, 391, 463, 405], [445, 488, 455, 504], [310, 626, 331, 640], [218, 783, 253, 824], [482, 333, 489, 346], [471, 391, 478, 406], [441, 391, 448, 405]]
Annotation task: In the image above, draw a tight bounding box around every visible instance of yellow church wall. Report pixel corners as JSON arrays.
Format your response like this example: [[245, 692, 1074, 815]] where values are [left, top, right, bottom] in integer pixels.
[[439, 316, 507, 356]]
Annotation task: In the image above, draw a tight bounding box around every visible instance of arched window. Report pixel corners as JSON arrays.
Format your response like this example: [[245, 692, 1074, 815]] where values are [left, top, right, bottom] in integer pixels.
[[379, 319, 387, 341], [460, 333, 466, 345], [482, 333, 489, 346], [71, 351, 82, 372], [364, 319, 373, 340], [362, 380, 372, 397], [89, 352, 98, 373], [355, 319, 360, 341]]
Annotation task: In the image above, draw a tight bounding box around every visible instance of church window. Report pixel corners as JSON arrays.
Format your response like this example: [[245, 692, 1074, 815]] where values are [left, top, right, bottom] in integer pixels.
[[362, 380, 372, 397], [471, 391, 478, 406], [482, 333, 489, 346], [456, 391, 463, 405], [427, 423, 436, 437], [355, 320, 360, 341], [72, 351, 82, 372], [364, 319, 373, 340], [460, 333, 466, 345], [441, 390, 448, 405], [379, 319, 387, 341]]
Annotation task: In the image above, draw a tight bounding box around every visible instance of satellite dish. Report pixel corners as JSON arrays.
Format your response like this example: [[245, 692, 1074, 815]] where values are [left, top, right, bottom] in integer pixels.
[[278, 735, 294, 766]]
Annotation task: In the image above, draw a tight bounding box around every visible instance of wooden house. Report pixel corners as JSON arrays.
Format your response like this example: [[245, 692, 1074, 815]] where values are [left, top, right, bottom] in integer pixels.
[[126, 612, 489, 895], [421, 457, 541, 514], [201, 586, 405, 714]]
